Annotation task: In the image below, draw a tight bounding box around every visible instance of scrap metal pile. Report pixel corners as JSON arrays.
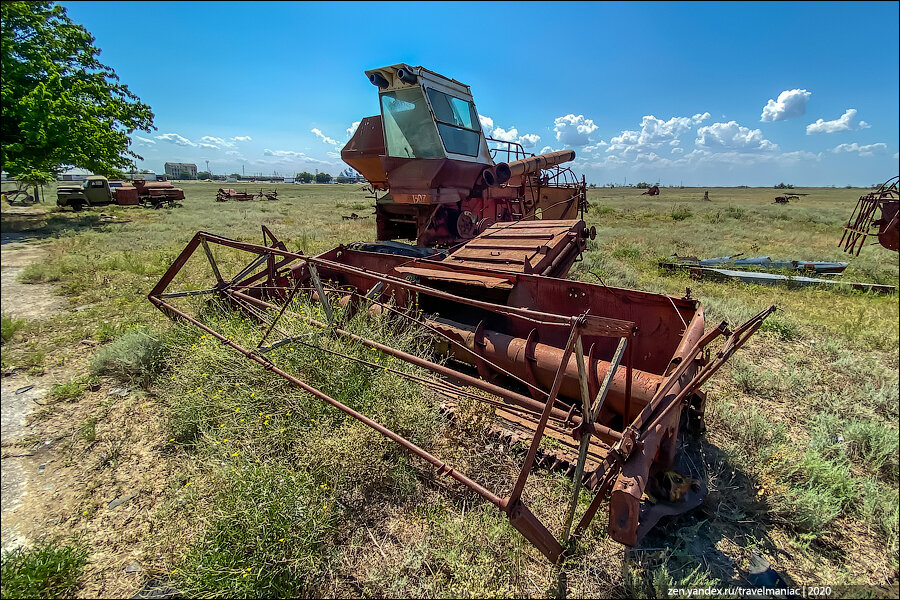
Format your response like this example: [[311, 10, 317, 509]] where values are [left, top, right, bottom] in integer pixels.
[[216, 188, 278, 202], [150, 64, 776, 561]]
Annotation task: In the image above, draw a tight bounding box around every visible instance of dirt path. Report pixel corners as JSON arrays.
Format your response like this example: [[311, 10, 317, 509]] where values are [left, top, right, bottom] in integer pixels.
[[1, 240, 69, 552], [1, 228, 170, 597]]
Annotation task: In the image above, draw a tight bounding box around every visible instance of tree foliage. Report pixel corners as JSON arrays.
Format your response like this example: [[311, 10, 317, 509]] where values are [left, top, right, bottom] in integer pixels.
[[314, 172, 332, 184], [295, 171, 314, 183], [1, 1, 154, 181]]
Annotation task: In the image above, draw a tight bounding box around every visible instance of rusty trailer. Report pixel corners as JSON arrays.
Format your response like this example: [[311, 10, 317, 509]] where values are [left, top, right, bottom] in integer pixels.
[[149, 225, 774, 561]]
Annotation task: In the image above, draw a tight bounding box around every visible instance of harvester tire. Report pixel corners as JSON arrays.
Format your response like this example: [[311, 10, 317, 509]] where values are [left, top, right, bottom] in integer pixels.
[[71, 201, 83, 212]]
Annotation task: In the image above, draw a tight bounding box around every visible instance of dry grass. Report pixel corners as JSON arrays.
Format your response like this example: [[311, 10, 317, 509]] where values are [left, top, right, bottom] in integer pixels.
[[1, 181, 897, 597]]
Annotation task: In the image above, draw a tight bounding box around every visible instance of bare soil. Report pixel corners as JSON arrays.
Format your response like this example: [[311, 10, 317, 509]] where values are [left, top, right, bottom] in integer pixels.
[[1, 236, 168, 597]]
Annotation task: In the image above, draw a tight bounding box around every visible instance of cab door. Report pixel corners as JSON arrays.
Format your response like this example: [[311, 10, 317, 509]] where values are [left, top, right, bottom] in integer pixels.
[[84, 179, 110, 205]]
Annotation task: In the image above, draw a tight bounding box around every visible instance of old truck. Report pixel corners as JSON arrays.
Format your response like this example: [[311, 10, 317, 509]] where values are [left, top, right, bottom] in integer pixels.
[[56, 175, 185, 211]]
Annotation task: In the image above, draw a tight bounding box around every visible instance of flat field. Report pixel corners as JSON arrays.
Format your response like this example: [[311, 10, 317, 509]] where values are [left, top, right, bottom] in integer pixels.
[[1, 181, 897, 597]]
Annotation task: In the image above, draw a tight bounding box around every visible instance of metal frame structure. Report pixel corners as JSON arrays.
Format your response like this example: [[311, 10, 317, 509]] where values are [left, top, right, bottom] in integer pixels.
[[840, 175, 899, 255], [149, 229, 774, 561]]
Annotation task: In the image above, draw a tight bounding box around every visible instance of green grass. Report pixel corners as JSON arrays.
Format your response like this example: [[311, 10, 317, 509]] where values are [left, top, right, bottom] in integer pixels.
[[0, 542, 87, 599], [46, 379, 86, 403], [3, 182, 898, 596], [1, 313, 26, 344]]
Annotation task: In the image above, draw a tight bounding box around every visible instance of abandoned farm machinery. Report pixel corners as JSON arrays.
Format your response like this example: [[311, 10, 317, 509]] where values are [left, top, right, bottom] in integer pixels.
[[150, 64, 775, 561]]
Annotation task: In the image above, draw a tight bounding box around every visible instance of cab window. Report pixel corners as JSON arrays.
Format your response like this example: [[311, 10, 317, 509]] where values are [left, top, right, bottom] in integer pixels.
[[425, 88, 481, 156], [380, 88, 444, 159]]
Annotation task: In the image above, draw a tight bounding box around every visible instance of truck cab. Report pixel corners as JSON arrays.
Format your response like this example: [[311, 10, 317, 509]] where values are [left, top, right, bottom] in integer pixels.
[[57, 176, 138, 211]]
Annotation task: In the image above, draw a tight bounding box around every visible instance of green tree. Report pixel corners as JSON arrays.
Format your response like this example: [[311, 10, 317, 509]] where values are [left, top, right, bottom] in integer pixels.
[[296, 171, 314, 183], [315, 172, 332, 184], [1, 1, 154, 182]]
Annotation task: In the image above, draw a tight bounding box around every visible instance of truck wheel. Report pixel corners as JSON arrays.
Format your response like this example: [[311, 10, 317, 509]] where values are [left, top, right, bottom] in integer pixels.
[[71, 201, 84, 212]]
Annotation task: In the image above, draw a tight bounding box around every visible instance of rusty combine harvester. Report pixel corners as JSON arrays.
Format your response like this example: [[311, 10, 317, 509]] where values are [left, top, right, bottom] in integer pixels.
[[840, 175, 899, 254], [150, 64, 776, 562], [341, 64, 586, 247]]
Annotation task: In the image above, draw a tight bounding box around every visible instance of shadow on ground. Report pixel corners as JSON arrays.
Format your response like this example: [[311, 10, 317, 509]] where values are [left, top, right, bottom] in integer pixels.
[[1, 208, 101, 244]]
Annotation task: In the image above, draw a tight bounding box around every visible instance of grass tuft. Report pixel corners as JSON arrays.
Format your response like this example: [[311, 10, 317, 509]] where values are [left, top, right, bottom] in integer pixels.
[[0, 542, 87, 599], [1, 313, 26, 344], [90, 326, 168, 385]]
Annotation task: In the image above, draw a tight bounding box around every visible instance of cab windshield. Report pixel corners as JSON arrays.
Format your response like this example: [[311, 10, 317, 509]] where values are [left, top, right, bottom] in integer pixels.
[[380, 88, 444, 159], [426, 88, 481, 157]]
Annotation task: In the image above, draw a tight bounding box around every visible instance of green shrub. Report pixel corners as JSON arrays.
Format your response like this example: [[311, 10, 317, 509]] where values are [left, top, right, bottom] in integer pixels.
[[90, 327, 168, 384], [0, 542, 87, 599], [46, 380, 86, 403], [669, 205, 692, 221], [1, 314, 25, 344]]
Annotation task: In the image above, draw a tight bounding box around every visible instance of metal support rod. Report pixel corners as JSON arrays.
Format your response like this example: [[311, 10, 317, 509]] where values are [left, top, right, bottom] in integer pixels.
[[257, 276, 304, 349], [307, 263, 334, 325], [201, 238, 224, 285], [507, 320, 582, 507], [591, 338, 627, 422], [561, 335, 593, 543]]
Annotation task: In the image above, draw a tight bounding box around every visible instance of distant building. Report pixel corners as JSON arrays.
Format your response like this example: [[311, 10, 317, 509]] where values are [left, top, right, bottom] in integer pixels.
[[128, 171, 159, 181], [164, 162, 198, 179], [57, 167, 93, 181]]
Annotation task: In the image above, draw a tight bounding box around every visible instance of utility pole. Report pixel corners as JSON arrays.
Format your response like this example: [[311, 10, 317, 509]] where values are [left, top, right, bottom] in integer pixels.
[[205, 160, 209, 175]]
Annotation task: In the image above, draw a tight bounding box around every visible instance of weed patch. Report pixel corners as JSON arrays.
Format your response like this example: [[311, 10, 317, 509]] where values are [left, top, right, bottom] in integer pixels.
[[2, 313, 26, 343], [0, 542, 87, 599], [90, 327, 168, 385]]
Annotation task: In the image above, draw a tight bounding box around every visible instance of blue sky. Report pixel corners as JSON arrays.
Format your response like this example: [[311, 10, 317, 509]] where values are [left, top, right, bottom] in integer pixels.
[[62, 1, 899, 186]]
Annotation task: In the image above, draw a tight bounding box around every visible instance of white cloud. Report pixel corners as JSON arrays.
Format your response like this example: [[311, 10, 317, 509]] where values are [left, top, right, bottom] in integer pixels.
[[264, 149, 307, 157], [491, 126, 519, 142], [311, 128, 340, 146], [831, 142, 888, 157], [198, 136, 235, 149], [554, 114, 598, 146], [232, 135, 252, 142], [696, 121, 777, 151], [672, 147, 684, 155], [479, 115, 494, 136], [606, 115, 699, 155], [156, 133, 196, 147], [539, 145, 554, 154], [518, 133, 541, 148], [346, 121, 360, 137], [692, 112, 711, 124], [134, 135, 156, 145], [225, 150, 244, 158], [760, 89, 811, 122], [806, 109, 870, 134], [490, 125, 540, 148]]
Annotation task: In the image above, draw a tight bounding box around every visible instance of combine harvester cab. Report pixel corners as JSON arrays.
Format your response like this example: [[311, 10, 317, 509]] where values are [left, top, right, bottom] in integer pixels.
[[150, 64, 775, 561], [342, 64, 587, 248]]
